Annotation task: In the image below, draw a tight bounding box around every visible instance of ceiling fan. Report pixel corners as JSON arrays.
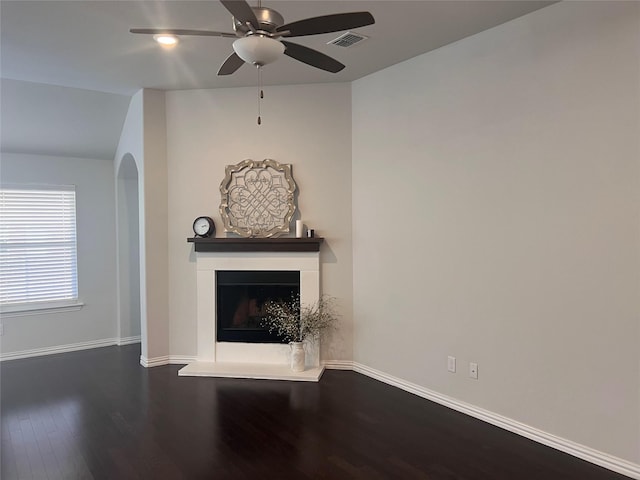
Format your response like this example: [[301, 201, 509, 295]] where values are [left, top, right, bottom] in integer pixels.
[[130, 0, 375, 76]]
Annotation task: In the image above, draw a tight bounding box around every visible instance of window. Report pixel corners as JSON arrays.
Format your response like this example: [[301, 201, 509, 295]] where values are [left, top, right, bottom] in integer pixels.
[[0, 186, 81, 314]]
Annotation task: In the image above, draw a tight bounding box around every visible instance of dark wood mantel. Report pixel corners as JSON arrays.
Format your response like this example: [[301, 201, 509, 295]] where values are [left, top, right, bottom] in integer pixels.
[[187, 237, 324, 252]]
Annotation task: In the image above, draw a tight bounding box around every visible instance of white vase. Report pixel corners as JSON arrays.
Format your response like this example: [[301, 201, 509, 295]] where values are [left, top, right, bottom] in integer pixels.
[[290, 342, 305, 372]]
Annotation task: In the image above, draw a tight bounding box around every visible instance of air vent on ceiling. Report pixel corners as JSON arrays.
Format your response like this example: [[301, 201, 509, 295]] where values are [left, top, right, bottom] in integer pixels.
[[327, 31, 368, 48]]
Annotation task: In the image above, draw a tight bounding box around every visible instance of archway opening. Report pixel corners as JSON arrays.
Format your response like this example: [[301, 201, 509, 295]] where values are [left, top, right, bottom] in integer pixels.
[[116, 154, 141, 351]]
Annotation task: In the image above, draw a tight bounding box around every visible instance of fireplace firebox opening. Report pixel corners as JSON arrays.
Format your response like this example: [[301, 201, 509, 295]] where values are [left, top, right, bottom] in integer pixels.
[[216, 270, 300, 344]]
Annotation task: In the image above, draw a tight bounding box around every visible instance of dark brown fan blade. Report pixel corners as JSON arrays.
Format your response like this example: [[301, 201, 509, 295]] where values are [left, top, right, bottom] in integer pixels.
[[130, 28, 237, 38], [281, 41, 344, 73], [276, 12, 374, 37], [220, 0, 259, 29], [217, 52, 245, 76]]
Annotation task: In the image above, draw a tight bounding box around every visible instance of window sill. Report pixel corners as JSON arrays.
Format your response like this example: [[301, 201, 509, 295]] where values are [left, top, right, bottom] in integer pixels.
[[0, 300, 85, 318]]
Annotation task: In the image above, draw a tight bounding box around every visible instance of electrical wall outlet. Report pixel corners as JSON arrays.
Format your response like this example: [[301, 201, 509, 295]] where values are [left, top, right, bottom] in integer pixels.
[[469, 362, 478, 379], [447, 356, 456, 373]]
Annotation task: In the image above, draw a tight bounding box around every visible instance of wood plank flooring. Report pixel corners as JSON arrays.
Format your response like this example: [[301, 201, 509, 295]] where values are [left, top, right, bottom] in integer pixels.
[[0, 345, 630, 479]]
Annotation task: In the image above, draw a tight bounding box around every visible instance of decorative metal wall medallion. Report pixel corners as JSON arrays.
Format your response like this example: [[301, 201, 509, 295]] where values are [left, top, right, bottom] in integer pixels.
[[219, 159, 297, 238]]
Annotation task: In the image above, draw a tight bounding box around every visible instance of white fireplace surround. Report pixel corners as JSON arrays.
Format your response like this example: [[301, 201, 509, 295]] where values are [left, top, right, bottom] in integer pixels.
[[178, 250, 323, 381]]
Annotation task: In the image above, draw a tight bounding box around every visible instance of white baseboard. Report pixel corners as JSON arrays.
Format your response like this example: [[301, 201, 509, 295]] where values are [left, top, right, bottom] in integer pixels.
[[139, 355, 197, 367], [0, 336, 142, 362], [168, 355, 197, 365], [144, 356, 344, 369], [352, 362, 639, 480], [323, 360, 354, 370], [140, 355, 169, 367], [0, 338, 118, 361]]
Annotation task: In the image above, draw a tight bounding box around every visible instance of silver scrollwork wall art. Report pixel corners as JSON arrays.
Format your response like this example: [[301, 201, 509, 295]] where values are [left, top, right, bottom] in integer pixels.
[[219, 159, 297, 238]]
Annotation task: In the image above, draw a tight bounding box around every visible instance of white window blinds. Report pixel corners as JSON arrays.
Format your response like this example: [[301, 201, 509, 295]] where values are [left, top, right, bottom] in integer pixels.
[[0, 186, 78, 306]]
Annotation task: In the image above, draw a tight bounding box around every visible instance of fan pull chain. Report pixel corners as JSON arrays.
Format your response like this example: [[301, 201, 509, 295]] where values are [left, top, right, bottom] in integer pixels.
[[257, 66, 263, 125]]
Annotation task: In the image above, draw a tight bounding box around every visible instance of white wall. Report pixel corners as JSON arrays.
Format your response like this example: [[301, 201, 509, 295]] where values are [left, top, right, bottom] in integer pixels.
[[141, 90, 170, 363], [115, 89, 170, 364], [352, 0, 639, 466], [165, 83, 353, 362], [0, 153, 117, 353]]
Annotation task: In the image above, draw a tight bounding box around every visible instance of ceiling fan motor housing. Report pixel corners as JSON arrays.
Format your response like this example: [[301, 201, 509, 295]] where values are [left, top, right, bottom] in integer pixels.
[[233, 7, 284, 35]]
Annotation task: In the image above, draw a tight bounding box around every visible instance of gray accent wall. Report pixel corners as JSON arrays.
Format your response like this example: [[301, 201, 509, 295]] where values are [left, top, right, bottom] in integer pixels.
[[352, 1, 639, 465], [164, 83, 354, 363]]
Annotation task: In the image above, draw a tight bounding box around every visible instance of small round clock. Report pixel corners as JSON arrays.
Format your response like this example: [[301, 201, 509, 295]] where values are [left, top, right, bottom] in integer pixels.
[[193, 216, 215, 238]]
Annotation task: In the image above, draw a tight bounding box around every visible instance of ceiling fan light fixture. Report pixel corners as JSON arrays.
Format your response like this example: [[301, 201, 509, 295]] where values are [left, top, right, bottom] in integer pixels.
[[153, 34, 179, 47], [233, 35, 284, 66]]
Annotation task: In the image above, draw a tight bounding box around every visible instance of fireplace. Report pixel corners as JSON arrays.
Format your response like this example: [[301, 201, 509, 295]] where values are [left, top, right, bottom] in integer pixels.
[[216, 270, 300, 344], [179, 239, 324, 381]]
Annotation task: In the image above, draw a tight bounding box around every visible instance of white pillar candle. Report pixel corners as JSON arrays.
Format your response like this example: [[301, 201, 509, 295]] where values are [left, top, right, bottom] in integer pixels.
[[295, 220, 303, 238]]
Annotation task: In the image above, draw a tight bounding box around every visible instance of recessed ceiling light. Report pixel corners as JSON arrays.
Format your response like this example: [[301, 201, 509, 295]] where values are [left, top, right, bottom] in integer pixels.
[[153, 34, 179, 47]]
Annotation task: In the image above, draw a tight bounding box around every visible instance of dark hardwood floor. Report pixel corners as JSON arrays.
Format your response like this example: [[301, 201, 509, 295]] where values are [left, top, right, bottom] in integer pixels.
[[0, 345, 630, 479]]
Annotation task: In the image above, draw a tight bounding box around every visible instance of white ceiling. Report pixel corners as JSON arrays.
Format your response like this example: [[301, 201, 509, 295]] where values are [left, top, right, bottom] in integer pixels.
[[1, 0, 556, 96]]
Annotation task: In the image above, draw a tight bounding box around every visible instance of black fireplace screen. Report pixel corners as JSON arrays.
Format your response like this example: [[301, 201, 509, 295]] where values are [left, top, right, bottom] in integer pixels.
[[216, 270, 300, 343]]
